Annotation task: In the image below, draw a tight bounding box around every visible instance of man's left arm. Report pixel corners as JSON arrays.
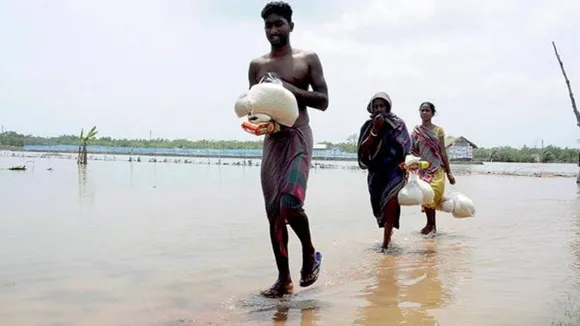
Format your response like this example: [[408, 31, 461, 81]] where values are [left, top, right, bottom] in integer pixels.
[[282, 52, 329, 111]]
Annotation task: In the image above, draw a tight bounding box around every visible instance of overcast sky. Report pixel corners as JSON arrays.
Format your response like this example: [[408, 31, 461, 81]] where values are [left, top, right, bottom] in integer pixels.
[[1, 0, 579, 148]]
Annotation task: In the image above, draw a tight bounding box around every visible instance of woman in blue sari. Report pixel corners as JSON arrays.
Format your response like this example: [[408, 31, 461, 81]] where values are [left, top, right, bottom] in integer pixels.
[[358, 92, 411, 249]]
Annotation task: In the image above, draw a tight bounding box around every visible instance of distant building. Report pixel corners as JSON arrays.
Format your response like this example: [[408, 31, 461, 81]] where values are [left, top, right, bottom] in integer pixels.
[[310, 143, 354, 160], [331, 147, 344, 155], [313, 143, 328, 150], [445, 136, 478, 161]]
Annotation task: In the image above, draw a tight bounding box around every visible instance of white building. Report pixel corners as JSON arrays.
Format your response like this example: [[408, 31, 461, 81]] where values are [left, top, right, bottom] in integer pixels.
[[313, 143, 328, 150], [445, 136, 478, 161]]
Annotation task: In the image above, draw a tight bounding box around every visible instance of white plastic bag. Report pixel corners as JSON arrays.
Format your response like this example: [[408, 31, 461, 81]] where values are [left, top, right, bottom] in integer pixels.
[[398, 155, 435, 206], [417, 178, 435, 205], [440, 196, 454, 213], [398, 172, 424, 206], [233, 73, 299, 127], [450, 192, 475, 218], [405, 154, 421, 166], [234, 91, 252, 118], [247, 113, 272, 123], [247, 83, 299, 127]]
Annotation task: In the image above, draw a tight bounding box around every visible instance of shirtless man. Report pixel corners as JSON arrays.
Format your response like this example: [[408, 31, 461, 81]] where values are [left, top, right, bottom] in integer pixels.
[[247, 1, 329, 298]]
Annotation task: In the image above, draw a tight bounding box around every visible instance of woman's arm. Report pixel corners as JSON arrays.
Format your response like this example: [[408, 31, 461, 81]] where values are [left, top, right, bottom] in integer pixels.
[[358, 115, 387, 161], [359, 127, 381, 159], [439, 135, 456, 184], [438, 135, 452, 173]]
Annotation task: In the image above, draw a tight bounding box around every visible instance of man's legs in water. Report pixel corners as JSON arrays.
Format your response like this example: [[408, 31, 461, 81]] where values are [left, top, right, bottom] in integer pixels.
[[281, 194, 315, 261], [261, 214, 293, 298], [261, 194, 321, 297], [280, 194, 321, 287]]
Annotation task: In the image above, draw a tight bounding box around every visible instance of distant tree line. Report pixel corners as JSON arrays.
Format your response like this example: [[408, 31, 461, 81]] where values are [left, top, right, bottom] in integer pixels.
[[0, 131, 265, 150], [471, 146, 577, 164], [0, 130, 578, 164]]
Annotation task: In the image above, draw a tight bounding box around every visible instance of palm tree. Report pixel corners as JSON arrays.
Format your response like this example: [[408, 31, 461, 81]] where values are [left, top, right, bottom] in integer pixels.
[[77, 126, 98, 165]]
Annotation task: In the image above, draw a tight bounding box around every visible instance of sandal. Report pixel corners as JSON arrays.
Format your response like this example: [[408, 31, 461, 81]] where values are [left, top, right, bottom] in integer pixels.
[[299, 251, 322, 288]]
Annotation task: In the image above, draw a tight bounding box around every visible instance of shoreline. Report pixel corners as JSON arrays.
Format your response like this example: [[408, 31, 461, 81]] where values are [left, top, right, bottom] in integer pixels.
[[1, 150, 577, 179], [2, 148, 486, 165]]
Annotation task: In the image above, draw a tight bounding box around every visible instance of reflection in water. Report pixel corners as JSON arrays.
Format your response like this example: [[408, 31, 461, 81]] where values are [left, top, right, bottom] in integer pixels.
[[77, 165, 94, 214], [552, 185, 580, 325], [570, 187, 580, 287], [129, 161, 134, 188], [271, 299, 320, 326], [152, 161, 157, 188], [355, 239, 461, 326], [235, 293, 323, 326]]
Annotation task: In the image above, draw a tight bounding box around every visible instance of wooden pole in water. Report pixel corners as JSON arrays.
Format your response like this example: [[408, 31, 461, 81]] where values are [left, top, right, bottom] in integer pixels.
[[552, 41, 580, 127], [551, 41, 580, 182]]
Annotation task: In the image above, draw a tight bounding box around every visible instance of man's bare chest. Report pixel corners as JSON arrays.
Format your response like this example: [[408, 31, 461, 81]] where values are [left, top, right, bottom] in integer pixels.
[[256, 57, 309, 85]]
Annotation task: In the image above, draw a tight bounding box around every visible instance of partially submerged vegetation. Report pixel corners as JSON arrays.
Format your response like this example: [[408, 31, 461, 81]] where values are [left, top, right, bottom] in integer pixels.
[[76, 126, 98, 165]]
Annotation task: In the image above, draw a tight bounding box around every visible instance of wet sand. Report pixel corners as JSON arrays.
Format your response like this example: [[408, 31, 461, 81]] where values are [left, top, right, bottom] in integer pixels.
[[0, 157, 579, 325]]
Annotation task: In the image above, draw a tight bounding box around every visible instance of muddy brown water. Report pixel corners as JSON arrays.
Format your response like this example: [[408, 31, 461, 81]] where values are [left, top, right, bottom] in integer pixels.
[[1, 157, 579, 326]]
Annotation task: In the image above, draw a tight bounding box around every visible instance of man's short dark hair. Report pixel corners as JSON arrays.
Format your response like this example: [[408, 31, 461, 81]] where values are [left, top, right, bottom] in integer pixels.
[[261, 1, 293, 23]]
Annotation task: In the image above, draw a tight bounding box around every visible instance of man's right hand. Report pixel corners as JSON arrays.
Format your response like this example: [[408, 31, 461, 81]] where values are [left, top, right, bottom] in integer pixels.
[[371, 114, 385, 134]]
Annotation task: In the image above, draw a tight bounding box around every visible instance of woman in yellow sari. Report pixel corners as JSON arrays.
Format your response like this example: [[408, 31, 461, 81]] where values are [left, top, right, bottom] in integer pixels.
[[411, 102, 455, 235]]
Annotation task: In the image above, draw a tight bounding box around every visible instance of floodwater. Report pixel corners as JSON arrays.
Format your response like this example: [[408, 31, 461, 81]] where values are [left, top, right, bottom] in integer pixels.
[[0, 156, 579, 326]]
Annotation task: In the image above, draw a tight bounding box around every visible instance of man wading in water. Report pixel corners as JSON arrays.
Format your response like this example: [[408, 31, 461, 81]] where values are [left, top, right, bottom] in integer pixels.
[[247, 1, 329, 298]]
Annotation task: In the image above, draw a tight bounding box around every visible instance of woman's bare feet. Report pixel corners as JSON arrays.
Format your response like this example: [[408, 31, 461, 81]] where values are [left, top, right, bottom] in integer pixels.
[[382, 226, 393, 249], [422, 209, 437, 235], [421, 224, 436, 235], [260, 279, 294, 298]]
